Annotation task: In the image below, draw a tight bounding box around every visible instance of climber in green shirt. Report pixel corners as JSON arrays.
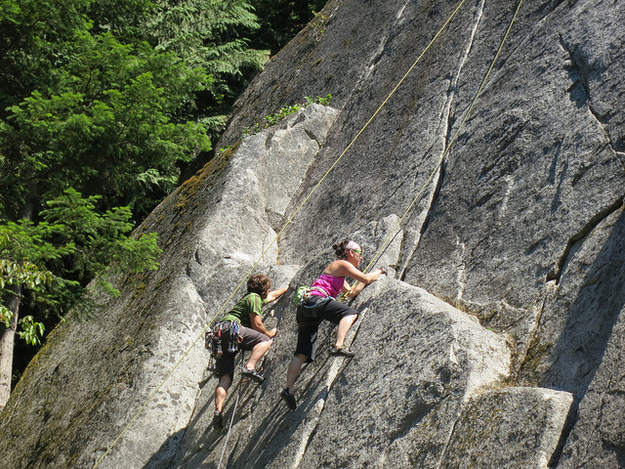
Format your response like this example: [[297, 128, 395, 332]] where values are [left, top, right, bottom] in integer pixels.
[[212, 273, 287, 430]]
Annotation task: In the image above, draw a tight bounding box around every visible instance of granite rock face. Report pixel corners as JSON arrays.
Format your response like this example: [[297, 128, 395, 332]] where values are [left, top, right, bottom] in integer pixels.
[[2, 0, 625, 467], [0, 105, 339, 469], [441, 387, 574, 469]]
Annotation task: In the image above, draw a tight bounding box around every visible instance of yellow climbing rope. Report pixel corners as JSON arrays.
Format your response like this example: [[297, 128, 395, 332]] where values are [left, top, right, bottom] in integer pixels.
[[361, 0, 525, 279]]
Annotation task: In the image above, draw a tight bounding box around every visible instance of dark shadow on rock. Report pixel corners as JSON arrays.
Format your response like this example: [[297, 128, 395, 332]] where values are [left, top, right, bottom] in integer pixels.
[[224, 383, 332, 468], [542, 209, 625, 464], [545, 209, 625, 397], [220, 339, 350, 468], [142, 428, 187, 469], [143, 372, 226, 469]]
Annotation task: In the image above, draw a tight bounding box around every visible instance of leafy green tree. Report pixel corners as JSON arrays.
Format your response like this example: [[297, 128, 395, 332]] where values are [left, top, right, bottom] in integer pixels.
[[86, 0, 271, 145], [0, 189, 161, 409], [0, 0, 273, 218], [0, 0, 323, 406], [145, 0, 270, 141], [0, 0, 94, 116], [0, 1, 206, 404], [0, 259, 51, 345], [0, 31, 211, 220], [86, 0, 154, 41], [249, 0, 327, 55]]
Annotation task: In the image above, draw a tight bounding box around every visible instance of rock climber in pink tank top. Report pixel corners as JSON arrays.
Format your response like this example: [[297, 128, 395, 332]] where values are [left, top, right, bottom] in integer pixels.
[[280, 239, 386, 410], [309, 273, 345, 298]]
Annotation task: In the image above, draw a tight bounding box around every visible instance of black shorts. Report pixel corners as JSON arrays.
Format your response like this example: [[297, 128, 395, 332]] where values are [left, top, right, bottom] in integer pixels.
[[215, 324, 271, 378], [295, 296, 358, 362]]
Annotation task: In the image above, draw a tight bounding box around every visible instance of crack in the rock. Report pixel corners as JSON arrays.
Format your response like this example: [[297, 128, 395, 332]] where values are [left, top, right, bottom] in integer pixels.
[[396, 2, 488, 281], [588, 106, 622, 159], [398, 1, 484, 280], [437, 405, 462, 469], [514, 281, 558, 382], [361, 0, 414, 81], [303, 128, 322, 148], [291, 359, 346, 469], [442, 0, 486, 150], [416, 0, 484, 232], [546, 196, 625, 283], [560, 35, 622, 159], [419, 160, 446, 238], [335, 0, 414, 116], [454, 236, 468, 302]]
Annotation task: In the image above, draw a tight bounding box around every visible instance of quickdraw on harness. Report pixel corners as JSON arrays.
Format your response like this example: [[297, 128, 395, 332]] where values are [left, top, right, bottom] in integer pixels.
[[205, 321, 243, 356], [294, 285, 332, 306], [294, 286, 334, 325]]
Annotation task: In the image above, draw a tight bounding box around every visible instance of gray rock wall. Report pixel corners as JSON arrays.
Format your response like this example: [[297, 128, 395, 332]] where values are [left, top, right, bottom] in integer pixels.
[[1, 0, 625, 468], [0, 105, 339, 469]]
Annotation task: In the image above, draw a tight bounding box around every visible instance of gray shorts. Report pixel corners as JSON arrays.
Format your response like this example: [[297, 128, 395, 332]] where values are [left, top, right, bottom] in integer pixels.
[[215, 324, 270, 378]]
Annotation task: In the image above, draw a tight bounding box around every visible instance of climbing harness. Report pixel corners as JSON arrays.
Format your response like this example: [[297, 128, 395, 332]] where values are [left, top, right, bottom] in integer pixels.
[[91, 0, 529, 466], [294, 285, 331, 306], [206, 321, 243, 356], [204, 321, 242, 378]]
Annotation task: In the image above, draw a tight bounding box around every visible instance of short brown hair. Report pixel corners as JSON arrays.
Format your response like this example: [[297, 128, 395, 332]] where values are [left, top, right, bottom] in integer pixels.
[[247, 274, 271, 298]]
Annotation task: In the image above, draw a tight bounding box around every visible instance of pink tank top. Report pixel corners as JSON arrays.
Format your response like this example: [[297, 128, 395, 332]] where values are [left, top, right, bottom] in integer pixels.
[[310, 273, 345, 298]]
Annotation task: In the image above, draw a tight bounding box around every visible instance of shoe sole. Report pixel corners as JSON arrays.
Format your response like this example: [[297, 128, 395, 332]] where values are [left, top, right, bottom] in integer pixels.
[[280, 392, 297, 410], [242, 372, 264, 384], [213, 416, 223, 430]]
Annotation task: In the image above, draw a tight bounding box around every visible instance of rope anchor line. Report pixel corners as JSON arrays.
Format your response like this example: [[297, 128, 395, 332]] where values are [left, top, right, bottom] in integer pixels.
[[363, 0, 525, 276]]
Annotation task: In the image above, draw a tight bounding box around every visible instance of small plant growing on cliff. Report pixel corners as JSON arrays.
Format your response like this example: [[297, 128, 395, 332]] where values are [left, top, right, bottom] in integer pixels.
[[241, 94, 332, 138], [263, 103, 302, 127], [312, 14, 329, 41]]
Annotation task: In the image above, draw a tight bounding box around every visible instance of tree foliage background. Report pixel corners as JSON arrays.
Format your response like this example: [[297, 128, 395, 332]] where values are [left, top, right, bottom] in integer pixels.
[[0, 0, 326, 395]]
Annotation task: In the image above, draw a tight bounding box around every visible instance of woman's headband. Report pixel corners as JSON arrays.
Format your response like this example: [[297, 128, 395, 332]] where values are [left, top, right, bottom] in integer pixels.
[[346, 240, 360, 251]]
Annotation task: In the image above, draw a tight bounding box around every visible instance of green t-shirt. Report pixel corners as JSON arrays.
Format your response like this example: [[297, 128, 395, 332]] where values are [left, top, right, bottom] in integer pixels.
[[221, 292, 266, 328]]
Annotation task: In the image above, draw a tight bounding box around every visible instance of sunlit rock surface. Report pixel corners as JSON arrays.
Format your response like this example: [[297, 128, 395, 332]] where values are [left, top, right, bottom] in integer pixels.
[[1, 0, 624, 467]]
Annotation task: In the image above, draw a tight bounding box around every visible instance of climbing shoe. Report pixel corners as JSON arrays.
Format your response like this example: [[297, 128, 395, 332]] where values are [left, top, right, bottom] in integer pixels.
[[280, 389, 297, 411], [330, 346, 355, 357], [241, 367, 265, 384], [213, 410, 223, 430]]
